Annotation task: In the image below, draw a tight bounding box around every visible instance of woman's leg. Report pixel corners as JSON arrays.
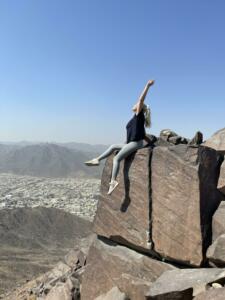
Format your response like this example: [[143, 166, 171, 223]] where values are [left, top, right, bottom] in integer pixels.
[[97, 143, 126, 161], [111, 140, 144, 181]]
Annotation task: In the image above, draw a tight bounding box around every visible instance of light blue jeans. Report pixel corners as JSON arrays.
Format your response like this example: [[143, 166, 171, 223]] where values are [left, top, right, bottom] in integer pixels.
[[97, 139, 144, 181]]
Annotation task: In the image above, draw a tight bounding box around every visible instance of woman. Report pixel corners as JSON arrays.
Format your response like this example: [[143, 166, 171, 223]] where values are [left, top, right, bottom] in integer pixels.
[[84, 79, 155, 195]]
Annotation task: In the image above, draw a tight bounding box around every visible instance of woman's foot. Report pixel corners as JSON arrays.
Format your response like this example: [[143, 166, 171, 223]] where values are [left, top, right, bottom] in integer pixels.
[[107, 179, 119, 195], [84, 158, 100, 166]]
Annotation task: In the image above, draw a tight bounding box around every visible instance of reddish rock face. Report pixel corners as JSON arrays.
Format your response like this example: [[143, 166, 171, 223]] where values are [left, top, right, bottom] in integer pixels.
[[151, 145, 221, 266], [81, 236, 176, 300], [93, 147, 152, 253]]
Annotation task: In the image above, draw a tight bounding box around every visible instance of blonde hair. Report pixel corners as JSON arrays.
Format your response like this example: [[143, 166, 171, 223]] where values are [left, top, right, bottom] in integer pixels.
[[143, 104, 151, 128]]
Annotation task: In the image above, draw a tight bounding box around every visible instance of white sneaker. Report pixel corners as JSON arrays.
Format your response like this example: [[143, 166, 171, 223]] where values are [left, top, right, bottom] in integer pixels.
[[107, 180, 119, 195], [84, 158, 100, 166]]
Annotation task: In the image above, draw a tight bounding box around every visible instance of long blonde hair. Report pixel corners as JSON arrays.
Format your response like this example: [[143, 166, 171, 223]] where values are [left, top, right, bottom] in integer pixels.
[[143, 104, 151, 128]]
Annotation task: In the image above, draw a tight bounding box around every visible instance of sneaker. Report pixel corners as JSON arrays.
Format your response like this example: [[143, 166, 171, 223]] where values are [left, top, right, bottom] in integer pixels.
[[107, 180, 119, 195], [84, 158, 100, 166]]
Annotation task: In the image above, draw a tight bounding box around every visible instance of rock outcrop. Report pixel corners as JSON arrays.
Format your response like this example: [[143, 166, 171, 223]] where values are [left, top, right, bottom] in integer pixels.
[[145, 268, 225, 299], [212, 201, 225, 241], [159, 129, 189, 144], [93, 147, 152, 253], [151, 144, 221, 266], [207, 234, 225, 267], [204, 129, 225, 196], [206, 201, 225, 267], [218, 160, 225, 194], [81, 236, 175, 300], [204, 128, 225, 153], [159, 129, 203, 146]]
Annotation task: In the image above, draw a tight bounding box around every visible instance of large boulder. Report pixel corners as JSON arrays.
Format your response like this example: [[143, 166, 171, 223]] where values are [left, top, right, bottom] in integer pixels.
[[151, 144, 221, 266], [205, 128, 225, 195], [81, 236, 176, 300], [160, 129, 179, 141], [93, 147, 153, 253], [207, 202, 225, 266], [207, 234, 225, 267], [145, 268, 225, 299], [212, 201, 225, 241], [218, 160, 225, 194], [204, 128, 225, 153], [159, 129, 190, 145]]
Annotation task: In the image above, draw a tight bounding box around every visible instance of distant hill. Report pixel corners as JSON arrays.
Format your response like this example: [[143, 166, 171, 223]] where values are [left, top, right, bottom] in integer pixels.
[[0, 140, 110, 154], [58, 141, 110, 153], [0, 142, 106, 178]]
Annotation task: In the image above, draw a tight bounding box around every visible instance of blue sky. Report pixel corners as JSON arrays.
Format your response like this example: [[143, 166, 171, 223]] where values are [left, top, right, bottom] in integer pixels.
[[0, 0, 225, 144]]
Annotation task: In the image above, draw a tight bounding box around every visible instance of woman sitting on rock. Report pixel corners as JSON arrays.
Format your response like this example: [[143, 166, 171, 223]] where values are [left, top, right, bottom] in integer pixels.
[[85, 79, 155, 195]]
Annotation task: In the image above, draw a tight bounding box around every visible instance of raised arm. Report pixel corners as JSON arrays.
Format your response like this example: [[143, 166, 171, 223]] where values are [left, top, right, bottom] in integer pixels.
[[135, 80, 155, 115]]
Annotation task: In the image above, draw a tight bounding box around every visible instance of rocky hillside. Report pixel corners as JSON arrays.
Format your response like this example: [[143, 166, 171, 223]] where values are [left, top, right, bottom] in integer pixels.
[[0, 143, 105, 178], [0, 206, 92, 296], [4, 128, 225, 300]]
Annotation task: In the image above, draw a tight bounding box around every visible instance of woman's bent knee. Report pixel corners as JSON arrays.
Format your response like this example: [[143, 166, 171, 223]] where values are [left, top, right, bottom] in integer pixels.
[[113, 153, 123, 164], [110, 144, 119, 150]]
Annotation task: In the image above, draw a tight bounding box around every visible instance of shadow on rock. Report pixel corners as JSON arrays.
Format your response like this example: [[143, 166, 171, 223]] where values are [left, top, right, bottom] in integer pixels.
[[120, 152, 136, 212]]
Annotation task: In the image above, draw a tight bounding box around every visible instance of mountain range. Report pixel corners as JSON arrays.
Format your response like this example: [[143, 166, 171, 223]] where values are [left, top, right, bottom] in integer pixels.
[[0, 142, 108, 178]]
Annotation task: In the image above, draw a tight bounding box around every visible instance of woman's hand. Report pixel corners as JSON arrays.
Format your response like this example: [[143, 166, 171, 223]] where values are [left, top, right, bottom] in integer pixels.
[[147, 80, 155, 87], [135, 79, 154, 115]]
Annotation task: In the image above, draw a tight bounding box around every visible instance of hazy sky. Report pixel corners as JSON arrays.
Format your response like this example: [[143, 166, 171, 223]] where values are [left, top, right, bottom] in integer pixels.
[[0, 0, 225, 144]]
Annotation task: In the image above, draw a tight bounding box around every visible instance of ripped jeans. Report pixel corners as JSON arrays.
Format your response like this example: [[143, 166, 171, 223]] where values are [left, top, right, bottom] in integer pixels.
[[97, 139, 144, 181]]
